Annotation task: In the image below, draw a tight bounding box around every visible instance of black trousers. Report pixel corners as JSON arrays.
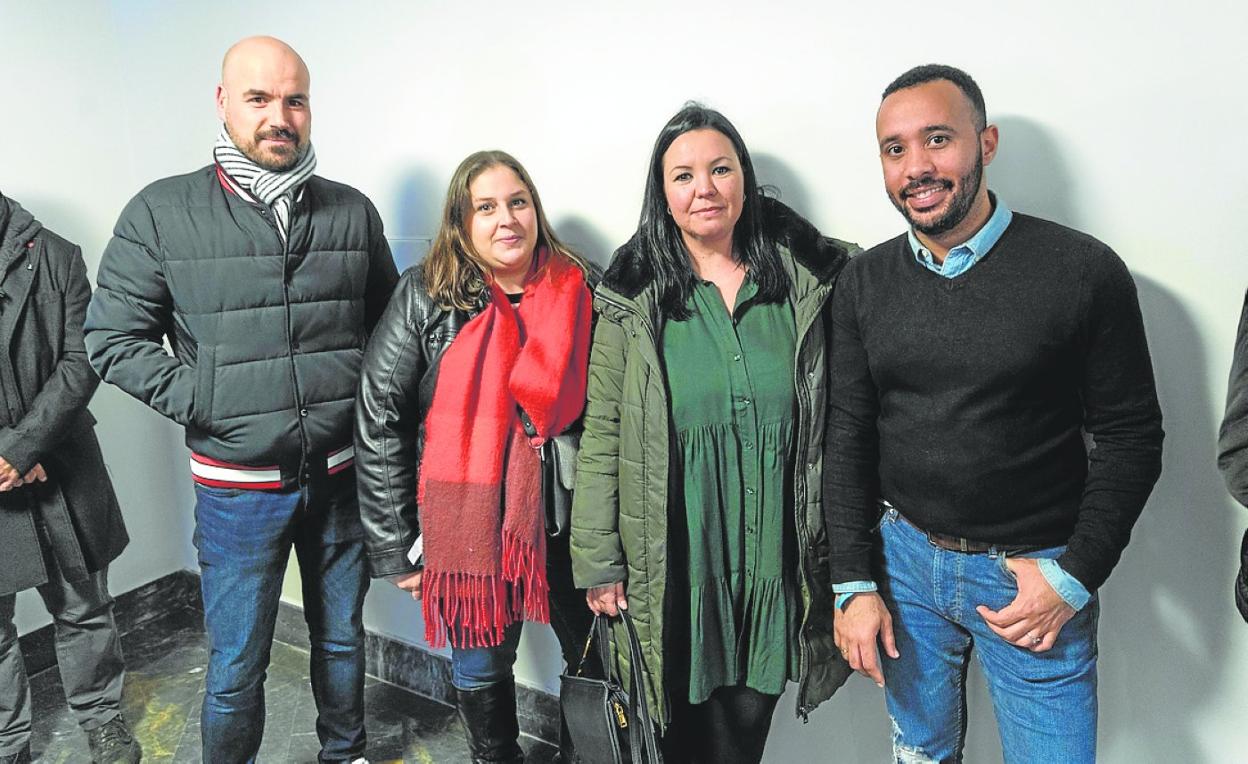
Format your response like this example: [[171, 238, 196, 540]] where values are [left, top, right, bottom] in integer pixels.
[[660, 684, 781, 764]]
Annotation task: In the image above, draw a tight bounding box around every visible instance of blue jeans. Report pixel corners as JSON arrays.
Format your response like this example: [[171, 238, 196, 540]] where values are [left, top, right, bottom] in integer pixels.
[[452, 621, 523, 690], [877, 508, 1098, 764], [193, 473, 368, 764]]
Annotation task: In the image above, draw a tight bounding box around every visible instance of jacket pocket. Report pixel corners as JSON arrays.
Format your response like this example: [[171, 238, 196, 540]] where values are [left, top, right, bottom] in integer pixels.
[[193, 344, 216, 429]]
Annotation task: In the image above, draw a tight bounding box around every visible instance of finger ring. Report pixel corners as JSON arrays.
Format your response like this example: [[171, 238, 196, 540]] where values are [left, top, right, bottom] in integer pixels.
[[1030, 635, 1042, 645]]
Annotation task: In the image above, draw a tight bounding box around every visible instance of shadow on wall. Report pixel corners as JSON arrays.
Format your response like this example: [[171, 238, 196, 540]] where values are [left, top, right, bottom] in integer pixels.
[[1103, 274, 1232, 764], [993, 115, 1232, 763], [753, 153, 814, 224], [553, 216, 613, 271]]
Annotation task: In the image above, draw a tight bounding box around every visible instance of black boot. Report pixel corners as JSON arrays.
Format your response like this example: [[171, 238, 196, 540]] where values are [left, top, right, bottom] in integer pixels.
[[455, 678, 525, 763]]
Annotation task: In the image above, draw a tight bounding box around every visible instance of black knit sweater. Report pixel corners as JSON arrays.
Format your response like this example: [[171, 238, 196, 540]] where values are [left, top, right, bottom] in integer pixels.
[[823, 213, 1163, 591]]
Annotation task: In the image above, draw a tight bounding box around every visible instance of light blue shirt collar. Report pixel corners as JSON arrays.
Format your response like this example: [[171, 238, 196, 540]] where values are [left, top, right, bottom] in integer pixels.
[[908, 193, 1013, 279]]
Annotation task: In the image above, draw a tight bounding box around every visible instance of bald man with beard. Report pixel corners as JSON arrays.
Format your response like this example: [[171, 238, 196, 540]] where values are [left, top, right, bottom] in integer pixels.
[[86, 37, 398, 763]]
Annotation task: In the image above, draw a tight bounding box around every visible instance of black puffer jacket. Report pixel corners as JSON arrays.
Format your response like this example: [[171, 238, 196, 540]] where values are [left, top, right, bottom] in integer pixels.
[[0, 193, 127, 595], [355, 263, 598, 578], [85, 166, 399, 485]]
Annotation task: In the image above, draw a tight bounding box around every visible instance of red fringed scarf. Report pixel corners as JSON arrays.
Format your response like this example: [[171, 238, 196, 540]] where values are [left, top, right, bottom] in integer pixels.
[[418, 250, 592, 648]]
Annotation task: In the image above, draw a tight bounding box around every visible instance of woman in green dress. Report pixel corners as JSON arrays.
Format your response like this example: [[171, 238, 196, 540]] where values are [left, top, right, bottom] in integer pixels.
[[570, 103, 859, 763]]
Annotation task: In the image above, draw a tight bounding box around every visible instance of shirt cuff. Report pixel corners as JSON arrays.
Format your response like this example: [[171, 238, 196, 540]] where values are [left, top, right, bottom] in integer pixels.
[[1038, 559, 1092, 610], [833, 580, 878, 611]]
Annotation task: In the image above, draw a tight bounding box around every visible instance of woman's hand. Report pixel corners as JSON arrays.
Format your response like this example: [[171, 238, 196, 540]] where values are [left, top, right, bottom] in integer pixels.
[[586, 581, 628, 616], [387, 570, 424, 600]]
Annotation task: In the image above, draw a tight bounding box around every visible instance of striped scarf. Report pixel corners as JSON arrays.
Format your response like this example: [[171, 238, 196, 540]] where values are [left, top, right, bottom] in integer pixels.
[[212, 126, 317, 242]]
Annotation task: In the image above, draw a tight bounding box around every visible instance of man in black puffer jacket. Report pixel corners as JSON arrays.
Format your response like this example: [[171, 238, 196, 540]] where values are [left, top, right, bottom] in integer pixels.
[[85, 36, 398, 764]]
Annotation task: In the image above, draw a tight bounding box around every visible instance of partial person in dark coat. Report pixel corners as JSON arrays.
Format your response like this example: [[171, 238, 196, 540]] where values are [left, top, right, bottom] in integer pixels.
[[0, 192, 139, 764], [1216, 290, 1248, 620]]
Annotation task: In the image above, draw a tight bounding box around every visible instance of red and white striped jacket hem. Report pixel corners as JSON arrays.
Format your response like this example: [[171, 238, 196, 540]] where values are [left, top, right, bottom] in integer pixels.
[[189, 444, 355, 490]]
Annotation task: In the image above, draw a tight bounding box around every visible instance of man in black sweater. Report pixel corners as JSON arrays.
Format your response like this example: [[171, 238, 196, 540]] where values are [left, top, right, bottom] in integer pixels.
[[825, 65, 1163, 763]]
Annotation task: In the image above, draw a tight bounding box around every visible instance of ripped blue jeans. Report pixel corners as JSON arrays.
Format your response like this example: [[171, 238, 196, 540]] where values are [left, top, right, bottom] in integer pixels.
[[877, 508, 1098, 764]]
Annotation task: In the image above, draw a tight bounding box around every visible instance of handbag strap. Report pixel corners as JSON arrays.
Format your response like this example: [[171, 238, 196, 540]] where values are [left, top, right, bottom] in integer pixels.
[[574, 612, 617, 680], [618, 610, 663, 763], [573, 611, 663, 761]]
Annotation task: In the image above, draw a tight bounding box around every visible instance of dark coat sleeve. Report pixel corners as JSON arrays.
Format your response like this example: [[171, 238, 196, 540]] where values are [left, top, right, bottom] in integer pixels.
[[355, 268, 427, 578], [84, 193, 198, 427], [1220, 290, 1248, 507], [0, 243, 99, 474]]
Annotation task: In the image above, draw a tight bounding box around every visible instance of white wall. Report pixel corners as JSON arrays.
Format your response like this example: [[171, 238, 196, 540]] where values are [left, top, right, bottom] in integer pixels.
[[2, 1, 1245, 761]]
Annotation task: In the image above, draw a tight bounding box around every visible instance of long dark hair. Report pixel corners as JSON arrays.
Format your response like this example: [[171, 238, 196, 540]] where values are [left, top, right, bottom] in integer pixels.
[[636, 103, 785, 320]]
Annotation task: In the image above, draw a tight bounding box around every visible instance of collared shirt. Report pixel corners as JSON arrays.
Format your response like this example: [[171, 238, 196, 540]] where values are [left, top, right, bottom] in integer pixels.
[[908, 194, 1013, 278], [834, 194, 1092, 612]]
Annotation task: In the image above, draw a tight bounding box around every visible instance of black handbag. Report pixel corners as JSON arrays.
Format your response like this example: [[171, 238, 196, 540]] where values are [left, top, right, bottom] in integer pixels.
[[560, 610, 663, 763], [518, 407, 578, 538]]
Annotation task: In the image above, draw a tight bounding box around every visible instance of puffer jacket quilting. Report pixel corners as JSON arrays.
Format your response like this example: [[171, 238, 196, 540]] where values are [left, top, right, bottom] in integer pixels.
[[85, 165, 399, 479]]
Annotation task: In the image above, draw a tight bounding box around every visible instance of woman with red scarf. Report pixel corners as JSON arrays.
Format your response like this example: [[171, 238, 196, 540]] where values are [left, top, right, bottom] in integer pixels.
[[355, 151, 595, 763]]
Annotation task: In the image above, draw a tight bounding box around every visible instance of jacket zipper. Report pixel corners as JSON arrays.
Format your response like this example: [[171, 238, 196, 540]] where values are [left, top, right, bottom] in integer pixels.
[[792, 325, 814, 722], [257, 204, 310, 486], [791, 282, 834, 722]]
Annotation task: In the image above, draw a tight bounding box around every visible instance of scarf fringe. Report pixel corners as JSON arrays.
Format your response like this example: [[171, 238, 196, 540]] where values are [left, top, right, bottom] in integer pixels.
[[422, 570, 511, 649], [422, 532, 551, 650], [502, 530, 551, 626]]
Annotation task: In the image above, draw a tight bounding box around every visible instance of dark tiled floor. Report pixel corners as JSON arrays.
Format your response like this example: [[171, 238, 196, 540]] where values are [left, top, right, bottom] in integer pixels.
[[28, 605, 556, 762]]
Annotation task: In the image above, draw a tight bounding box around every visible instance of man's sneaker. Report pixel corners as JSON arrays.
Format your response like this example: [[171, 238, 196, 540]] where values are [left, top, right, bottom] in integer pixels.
[[86, 714, 142, 763], [0, 744, 31, 764]]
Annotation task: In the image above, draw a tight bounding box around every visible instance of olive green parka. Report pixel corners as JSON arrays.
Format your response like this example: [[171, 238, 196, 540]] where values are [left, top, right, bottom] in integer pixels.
[[570, 197, 859, 726]]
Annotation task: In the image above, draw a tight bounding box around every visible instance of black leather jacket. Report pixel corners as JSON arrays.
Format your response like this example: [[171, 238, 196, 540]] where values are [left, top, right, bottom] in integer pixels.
[[354, 263, 598, 577]]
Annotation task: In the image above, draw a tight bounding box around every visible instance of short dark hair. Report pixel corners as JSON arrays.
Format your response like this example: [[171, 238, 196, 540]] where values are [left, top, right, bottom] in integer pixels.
[[882, 64, 986, 132], [635, 102, 786, 320]]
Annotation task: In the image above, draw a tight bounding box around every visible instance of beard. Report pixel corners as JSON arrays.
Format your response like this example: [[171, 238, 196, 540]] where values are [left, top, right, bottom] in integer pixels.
[[890, 150, 983, 237], [227, 122, 306, 172]]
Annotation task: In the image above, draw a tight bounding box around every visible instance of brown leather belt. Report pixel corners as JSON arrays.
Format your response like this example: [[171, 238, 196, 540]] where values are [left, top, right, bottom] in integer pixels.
[[895, 510, 1038, 554]]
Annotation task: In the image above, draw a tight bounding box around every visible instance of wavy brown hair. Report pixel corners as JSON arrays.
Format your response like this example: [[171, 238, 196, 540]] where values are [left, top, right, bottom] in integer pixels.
[[422, 150, 588, 311]]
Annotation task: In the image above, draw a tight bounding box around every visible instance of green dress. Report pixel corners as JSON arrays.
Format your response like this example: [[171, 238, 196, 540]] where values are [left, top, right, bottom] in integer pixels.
[[662, 277, 800, 704]]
